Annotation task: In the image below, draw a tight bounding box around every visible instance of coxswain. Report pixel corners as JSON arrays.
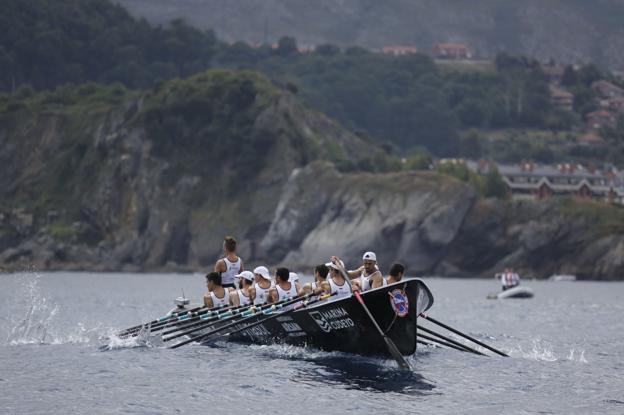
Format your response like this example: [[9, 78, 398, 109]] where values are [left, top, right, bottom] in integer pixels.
[[231, 271, 255, 306], [203, 272, 230, 308], [268, 267, 301, 304], [332, 251, 384, 291], [252, 266, 274, 305], [302, 264, 329, 295], [214, 236, 243, 289], [325, 259, 352, 298], [386, 263, 405, 284]]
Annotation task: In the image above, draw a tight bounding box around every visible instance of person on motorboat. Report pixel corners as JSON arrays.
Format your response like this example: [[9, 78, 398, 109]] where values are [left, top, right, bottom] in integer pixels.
[[269, 267, 301, 304], [203, 272, 230, 308], [498, 267, 520, 291], [332, 251, 385, 291], [231, 271, 255, 306], [324, 260, 353, 298], [386, 263, 405, 284], [214, 236, 244, 289], [251, 266, 274, 305], [303, 264, 329, 295]]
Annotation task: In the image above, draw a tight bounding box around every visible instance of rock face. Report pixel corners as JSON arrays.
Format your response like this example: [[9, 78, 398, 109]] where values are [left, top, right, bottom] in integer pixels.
[[259, 163, 624, 280]]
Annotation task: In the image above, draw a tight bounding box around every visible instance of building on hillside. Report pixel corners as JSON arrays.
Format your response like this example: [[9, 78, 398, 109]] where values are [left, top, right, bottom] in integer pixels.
[[586, 110, 617, 130], [542, 64, 565, 84], [469, 160, 622, 203], [433, 43, 473, 59], [549, 86, 573, 111], [577, 132, 606, 146], [606, 97, 624, 114], [297, 45, 316, 53], [591, 80, 624, 98], [381, 45, 418, 56]]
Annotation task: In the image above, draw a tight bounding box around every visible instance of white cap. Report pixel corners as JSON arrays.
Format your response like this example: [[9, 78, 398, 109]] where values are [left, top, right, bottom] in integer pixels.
[[253, 266, 271, 280], [235, 271, 254, 282], [289, 272, 299, 282], [325, 259, 344, 270], [363, 251, 377, 262]]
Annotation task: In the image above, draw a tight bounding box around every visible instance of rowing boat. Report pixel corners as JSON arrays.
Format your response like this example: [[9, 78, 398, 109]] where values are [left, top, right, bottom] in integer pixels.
[[191, 278, 434, 357]]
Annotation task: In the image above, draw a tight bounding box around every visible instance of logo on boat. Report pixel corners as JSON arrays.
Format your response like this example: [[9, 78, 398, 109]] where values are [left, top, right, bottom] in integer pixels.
[[309, 308, 354, 333], [389, 289, 409, 317]]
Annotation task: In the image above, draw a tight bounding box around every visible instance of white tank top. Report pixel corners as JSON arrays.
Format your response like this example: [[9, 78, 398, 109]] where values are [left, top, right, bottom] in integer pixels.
[[276, 282, 299, 311], [328, 277, 351, 298], [359, 271, 384, 291], [221, 257, 242, 285], [236, 289, 251, 306], [254, 281, 274, 305], [209, 289, 230, 308]]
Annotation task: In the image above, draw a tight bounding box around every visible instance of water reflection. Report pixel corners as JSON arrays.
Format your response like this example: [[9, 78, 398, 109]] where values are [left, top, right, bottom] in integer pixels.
[[293, 355, 436, 395]]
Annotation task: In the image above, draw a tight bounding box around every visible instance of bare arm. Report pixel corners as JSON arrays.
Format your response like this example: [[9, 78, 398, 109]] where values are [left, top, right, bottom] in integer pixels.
[[203, 294, 213, 308], [370, 270, 385, 289], [214, 259, 226, 273], [228, 288, 239, 306], [268, 287, 278, 303]]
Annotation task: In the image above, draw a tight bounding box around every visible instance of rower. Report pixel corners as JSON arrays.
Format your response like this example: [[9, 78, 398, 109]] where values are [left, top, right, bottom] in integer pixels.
[[269, 267, 300, 307], [325, 259, 352, 298], [302, 264, 329, 295], [203, 272, 230, 308], [231, 271, 255, 306], [386, 263, 405, 284], [333, 251, 385, 291], [214, 236, 243, 289], [252, 266, 274, 305]]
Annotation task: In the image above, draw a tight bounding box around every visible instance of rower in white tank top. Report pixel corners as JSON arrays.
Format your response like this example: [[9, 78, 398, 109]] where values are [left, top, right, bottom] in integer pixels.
[[221, 257, 242, 287], [359, 270, 386, 291], [236, 289, 251, 306], [209, 289, 230, 308], [328, 276, 351, 299], [254, 281, 274, 305], [276, 281, 298, 301]]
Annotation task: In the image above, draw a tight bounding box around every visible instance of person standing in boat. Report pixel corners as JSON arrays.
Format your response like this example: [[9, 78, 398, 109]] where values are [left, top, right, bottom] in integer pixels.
[[268, 267, 301, 304], [203, 272, 230, 308], [386, 263, 405, 284], [332, 251, 385, 291], [303, 264, 329, 295], [231, 271, 255, 306], [325, 260, 352, 298], [252, 266, 274, 305], [214, 236, 243, 289], [499, 267, 520, 291]]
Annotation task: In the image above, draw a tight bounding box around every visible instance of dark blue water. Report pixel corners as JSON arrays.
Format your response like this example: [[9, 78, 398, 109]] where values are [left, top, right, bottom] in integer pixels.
[[1, 272, 623, 414]]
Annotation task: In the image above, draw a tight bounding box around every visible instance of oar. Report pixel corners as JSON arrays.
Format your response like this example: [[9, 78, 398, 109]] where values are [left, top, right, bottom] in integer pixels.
[[169, 294, 322, 349], [332, 259, 411, 371], [420, 313, 509, 357], [417, 324, 485, 356], [164, 294, 311, 344]]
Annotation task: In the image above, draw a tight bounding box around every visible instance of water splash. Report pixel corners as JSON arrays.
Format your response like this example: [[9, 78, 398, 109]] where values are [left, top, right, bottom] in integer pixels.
[[99, 326, 164, 351], [506, 338, 588, 363]]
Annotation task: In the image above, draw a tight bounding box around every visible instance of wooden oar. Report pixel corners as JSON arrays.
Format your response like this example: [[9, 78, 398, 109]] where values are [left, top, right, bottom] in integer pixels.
[[164, 294, 311, 344], [417, 324, 485, 356], [169, 294, 321, 349], [420, 313, 509, 357], [332, 259, 411, 371]]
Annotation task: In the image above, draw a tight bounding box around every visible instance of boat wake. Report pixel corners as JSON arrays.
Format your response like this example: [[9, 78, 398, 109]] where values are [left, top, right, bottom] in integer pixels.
[[506, 338, 588, 363]]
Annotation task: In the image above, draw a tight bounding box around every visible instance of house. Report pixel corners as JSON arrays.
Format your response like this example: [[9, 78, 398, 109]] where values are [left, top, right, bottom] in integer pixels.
[[381, 45, 418, 56], [577, 132, 605, 146], [591, 80, 624, 98], [542, 64, 565, 84], [549, 86, 573, 111], [607, 97, 624, 114], [586, 110, 617, 130], [433, 43, 473, 59], [468, 160, 621, 203]]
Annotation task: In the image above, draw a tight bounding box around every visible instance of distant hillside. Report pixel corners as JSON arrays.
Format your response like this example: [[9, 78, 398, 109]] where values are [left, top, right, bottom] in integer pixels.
[[116, 0, 624, 71]]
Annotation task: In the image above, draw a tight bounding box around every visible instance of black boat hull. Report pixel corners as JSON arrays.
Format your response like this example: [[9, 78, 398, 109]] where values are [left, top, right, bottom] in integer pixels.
[[210, 278, 434, 357]]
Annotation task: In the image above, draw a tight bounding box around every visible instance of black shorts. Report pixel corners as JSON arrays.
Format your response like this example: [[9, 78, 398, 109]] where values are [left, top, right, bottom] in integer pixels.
[[222, 283, 236, 289]]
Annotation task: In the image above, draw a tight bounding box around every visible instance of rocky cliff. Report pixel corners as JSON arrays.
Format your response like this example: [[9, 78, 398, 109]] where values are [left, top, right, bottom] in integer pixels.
[[1, 69, 623, 279], [260, 162, 624, 280]]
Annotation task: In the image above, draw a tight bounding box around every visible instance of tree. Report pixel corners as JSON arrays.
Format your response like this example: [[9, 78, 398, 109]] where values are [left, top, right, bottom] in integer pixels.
[[276, 36, 297, 56], [483, 167, 507, 199]]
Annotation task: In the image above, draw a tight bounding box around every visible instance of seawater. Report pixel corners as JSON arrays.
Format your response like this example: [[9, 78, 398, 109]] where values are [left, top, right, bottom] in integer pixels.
[[0, 272, 623, 415]]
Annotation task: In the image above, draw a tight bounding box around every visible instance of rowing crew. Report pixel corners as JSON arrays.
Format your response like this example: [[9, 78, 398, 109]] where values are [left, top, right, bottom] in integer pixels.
[[203, 236, 407, 308]]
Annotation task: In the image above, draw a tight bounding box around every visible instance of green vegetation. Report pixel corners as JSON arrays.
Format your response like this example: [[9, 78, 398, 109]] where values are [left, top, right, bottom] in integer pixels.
[[558, 198, 624, 235], [436, 162, 508, 199]]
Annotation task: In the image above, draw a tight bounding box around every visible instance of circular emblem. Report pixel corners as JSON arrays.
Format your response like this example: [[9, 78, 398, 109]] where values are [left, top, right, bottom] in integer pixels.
[[389, 289, 409, 317]]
